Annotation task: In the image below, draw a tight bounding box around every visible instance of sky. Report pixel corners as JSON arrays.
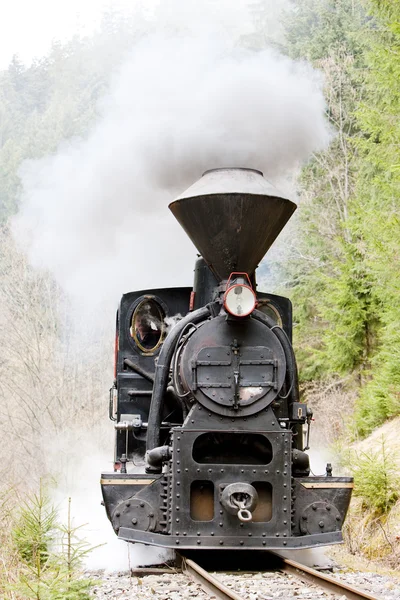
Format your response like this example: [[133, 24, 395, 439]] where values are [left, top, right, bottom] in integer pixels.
[[0, 0, 156, 69], [0, 0, 262, 69]]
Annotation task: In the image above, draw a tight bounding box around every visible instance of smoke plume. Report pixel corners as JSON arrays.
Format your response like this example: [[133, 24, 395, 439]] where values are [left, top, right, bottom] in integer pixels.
[[13, 34, 330, 310], [11, 3, 332, 570]]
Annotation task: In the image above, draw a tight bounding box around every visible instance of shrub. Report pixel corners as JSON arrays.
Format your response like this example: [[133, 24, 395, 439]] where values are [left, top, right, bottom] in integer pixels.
[[349, 439, 399, 515], [11, 486, 95, 600]]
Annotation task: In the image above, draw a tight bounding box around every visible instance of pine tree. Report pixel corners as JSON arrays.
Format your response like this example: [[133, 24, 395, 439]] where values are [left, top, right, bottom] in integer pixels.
[[350, 0, 400, 433], [12, 484, 60, 600], [12, 489, 95, 600], [277, 0, 373, 381]]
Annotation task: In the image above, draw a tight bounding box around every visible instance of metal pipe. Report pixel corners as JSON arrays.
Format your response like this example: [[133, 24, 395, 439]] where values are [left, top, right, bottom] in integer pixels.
[[146, 445, 171, 467], [146, 304, 212, 469], [123, 358, 154, 383]]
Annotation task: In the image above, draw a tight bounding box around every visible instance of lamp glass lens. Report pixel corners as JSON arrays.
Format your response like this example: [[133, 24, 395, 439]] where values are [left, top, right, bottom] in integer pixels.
[[225, 285, 255, 316]]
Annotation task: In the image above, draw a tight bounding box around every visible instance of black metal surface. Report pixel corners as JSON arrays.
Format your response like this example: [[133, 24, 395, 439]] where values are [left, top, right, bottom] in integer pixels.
[[102, 169, 353, 554], [169, 431, 291, 541], [252, 309, 300, 406], [145, 304, 213, 459], [177, 549, 283, 571], [101, 473, 160, 522], [193, 258, 219, 309], [123, 358, 154, 383], [117, 527, 344, 549], [169, 168, 296, 280], [256, 292, 293, 341], [292, 478, 353, 536], [179, 315, 286, 417], [116, 287, 191, 461]]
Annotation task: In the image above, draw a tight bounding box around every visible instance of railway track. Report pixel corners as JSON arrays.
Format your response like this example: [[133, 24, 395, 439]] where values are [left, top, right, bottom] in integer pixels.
[[178, 552, 382, 600], [91, 550, 396, 599]]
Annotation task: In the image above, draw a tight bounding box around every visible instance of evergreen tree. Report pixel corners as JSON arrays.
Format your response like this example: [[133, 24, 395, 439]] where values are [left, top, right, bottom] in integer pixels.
[[351, 0, 400, 433], [277, 0, 373, 381], [12, 489, 94, 600], [13, 485, 61, 599]]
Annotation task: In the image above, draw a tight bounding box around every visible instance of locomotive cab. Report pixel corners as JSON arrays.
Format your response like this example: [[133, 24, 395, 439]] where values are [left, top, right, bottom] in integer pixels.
[[110, 288, 192, 463], [101, 168, 353, 551]]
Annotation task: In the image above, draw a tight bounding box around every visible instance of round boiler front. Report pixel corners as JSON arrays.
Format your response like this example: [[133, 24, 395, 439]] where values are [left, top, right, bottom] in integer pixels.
[[178, 315, 286, 417]]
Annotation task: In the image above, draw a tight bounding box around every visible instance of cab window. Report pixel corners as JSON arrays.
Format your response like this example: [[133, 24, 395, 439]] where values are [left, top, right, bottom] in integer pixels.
[[131, 299, 164, 353]]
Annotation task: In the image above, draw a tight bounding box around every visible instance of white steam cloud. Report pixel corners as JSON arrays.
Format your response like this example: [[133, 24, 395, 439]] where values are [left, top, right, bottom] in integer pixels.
[[50, 427, 172, 570], [11, 10, 331, 571], [14, 35, 330, 309]]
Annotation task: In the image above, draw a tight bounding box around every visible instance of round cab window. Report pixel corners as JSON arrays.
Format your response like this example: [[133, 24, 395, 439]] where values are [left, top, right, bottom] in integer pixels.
[[131, 299, 164, 353], [257, 300, 282, 327]]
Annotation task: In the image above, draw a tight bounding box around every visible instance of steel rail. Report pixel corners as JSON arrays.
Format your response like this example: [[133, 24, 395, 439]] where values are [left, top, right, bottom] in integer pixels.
[[178, 552, 381, 600], [279, 555, 381, 600], [181, 556, 244, 600]]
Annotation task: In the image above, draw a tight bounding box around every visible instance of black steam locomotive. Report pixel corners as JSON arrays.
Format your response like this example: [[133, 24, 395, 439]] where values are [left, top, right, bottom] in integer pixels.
[[101, 168, 353, 550]]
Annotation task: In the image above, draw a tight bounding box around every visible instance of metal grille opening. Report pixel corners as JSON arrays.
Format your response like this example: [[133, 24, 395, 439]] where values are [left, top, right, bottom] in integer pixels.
[[192, 433, 273, 465]]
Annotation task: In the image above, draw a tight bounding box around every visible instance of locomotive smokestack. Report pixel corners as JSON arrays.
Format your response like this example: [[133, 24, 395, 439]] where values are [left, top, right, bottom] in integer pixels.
[[169, 168, 296, 281]]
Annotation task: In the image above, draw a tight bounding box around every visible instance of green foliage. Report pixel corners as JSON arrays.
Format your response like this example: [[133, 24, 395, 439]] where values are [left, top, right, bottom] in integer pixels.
[[13, 484, 58, 571], [319, 243, 380, 374], [274, 0, 372, 384], [283, 0, 368, 62], [348, 440, 400, 514], [355, 312, 400, 436], [12, 485, 61, 599], [274, 0, 400, 441], [346, 0, 400, 434], [12, 489, 94, 600]]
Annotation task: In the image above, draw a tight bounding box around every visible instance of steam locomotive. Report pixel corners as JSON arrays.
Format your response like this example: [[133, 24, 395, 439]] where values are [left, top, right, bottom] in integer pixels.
[[101, 168, 353, 550]]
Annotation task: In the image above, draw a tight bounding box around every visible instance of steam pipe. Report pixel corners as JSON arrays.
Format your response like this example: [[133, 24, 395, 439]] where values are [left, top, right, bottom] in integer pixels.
[[146, 445, 171, 468], [252, 309, 300, 403], [123, 358, 154, 383], [146, 304, 213, 470]]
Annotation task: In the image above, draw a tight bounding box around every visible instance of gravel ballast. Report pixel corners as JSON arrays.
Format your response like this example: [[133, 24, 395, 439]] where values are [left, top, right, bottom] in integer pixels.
[[88, 567, 400, 599]]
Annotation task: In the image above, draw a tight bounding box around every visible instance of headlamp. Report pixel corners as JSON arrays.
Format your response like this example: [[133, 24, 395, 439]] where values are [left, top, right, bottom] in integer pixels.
[[223, 272, 256, 317]]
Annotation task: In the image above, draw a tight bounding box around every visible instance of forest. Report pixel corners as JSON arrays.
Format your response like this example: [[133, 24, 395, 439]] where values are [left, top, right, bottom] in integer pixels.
[[0, 0, 399, 597]]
